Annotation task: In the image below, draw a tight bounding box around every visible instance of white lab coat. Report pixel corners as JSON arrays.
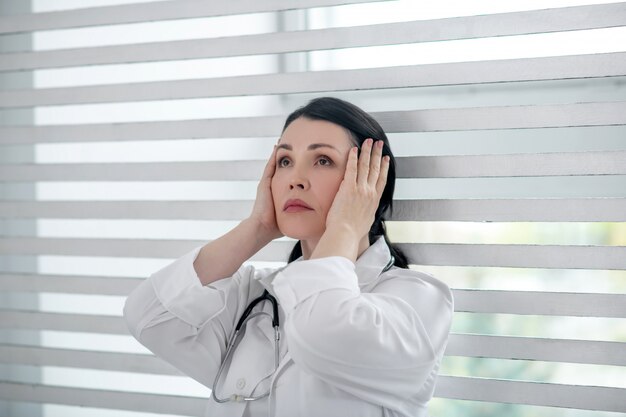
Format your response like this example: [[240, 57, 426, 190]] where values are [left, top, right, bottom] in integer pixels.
[[123, 236, 453, 417]]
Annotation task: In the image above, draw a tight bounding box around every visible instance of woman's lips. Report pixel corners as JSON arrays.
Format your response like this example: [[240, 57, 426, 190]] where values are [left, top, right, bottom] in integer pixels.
[[284, 205, 313, 213], [283, 199, 312, 211]]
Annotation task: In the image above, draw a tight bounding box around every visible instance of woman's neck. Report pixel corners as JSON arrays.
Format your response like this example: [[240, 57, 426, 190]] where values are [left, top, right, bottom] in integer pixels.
[[300, 233, 370, 261]]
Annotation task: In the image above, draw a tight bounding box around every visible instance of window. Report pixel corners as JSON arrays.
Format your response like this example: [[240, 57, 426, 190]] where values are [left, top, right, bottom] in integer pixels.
[[1, 1, 624, 416]]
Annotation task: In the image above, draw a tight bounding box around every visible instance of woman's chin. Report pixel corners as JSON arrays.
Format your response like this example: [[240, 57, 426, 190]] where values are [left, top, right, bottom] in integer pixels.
[[278, 225, 324, 241]]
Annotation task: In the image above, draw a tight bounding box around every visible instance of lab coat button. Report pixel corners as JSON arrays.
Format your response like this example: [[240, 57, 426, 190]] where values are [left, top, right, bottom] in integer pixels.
[[236, 378, 246, 390]]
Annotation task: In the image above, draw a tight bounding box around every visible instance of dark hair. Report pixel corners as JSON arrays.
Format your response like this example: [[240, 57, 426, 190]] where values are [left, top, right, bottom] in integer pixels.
[[282, 97, 410, 269]]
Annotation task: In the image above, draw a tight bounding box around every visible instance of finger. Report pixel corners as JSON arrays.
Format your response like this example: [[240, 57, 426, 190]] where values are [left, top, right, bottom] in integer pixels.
[[358, 138, 373, 186], [376, 155, 390, 196], [344, 146, 358, 185], [368, 140, 384, 187], [262, 145, 278, 180]]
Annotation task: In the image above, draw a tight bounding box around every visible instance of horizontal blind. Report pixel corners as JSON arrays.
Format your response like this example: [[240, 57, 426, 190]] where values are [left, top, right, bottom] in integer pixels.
[[1, 1, 625, 416]]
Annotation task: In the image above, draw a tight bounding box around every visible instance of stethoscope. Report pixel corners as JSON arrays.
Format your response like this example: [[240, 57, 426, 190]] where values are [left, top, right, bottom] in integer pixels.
[[211, 254, 395, 403]]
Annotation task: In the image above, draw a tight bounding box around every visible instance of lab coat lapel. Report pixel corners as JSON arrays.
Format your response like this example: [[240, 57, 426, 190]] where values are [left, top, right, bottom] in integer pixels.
[[251, 295, 285, 347], [253, 265, 288, 345], [355, 235, 392, 290]]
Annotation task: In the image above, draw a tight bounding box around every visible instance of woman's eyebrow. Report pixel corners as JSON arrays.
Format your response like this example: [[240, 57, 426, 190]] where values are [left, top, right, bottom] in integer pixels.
[[276, 143, 340, 152]]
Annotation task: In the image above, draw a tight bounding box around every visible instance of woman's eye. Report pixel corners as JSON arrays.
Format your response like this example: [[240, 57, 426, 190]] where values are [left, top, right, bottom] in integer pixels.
[[318, 157, 332, 166], [277, 156, 332, 167]]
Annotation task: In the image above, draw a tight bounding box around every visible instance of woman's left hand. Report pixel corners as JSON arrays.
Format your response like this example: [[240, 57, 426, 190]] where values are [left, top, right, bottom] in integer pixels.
[[324, 138, 390, 240]]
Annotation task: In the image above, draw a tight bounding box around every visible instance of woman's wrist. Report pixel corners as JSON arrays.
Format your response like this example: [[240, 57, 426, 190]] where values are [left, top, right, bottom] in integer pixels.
[[242, 217, 280, 246], [310, 225, 360, 263]]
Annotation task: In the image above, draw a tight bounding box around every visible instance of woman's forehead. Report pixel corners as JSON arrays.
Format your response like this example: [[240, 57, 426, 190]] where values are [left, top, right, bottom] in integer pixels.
[[279, 118, 353, 148]]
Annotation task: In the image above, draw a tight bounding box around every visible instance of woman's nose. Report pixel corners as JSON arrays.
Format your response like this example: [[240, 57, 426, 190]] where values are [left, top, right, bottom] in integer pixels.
[[289, 174, 309, 190]]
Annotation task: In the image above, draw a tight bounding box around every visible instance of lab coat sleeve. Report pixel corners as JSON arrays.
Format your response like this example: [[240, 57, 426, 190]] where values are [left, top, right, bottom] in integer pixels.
[[271, 256, 453, 410], [122, 244, 253, 388]]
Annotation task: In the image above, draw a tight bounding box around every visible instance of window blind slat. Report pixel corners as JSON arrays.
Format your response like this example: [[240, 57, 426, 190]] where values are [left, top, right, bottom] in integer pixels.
[[0, 237, 292, 260], [1, 151, 624, 181], [4, 53, 626, 107], [0, 201, 253, 221], [0, 115, 286, 144], [0, 160, 270, 181], [392, 198, 626, 222], [453, 290, 626, 318], [447, 335, 626, 366], [0, 310, 125, 334], [2, 199, 625, 222], [400, 243, 626, 270], [2, 102, 625, 145], [398, 151, 626, 178], [0, 0, 384, 35], [0, 382, 205, 415], [1, 238, 625, 269], [435, 376, 626, 412], [376, 102, 626, 133], [0, 274, 136, 295], [0, 344, 181, 375]]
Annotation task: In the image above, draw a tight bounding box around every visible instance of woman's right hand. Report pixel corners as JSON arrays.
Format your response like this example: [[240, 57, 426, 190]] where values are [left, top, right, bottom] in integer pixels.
[[248, 145, 283, 241]]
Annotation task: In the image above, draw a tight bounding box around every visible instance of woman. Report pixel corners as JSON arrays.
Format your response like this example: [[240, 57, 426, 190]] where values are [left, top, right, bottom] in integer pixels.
[[123, 97, 453, 417]]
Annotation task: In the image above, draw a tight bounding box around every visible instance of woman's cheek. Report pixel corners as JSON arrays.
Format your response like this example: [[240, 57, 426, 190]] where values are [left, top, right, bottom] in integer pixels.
[[320, 176, 341, 211], [270, 177, 280, 209]]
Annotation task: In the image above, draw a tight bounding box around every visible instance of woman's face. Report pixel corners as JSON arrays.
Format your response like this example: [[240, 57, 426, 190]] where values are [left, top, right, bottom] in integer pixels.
[[272, 117, 355, 241]]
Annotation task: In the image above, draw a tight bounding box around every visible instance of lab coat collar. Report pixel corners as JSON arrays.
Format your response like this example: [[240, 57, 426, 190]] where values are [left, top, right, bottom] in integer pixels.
[[353, 235, 393, 288], [255, 235, 392, 293]]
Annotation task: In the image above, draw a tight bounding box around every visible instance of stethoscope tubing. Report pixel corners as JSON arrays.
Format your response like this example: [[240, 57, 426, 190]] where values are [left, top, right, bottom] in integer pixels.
[[212, 309, 279, 403], [213, 278, 284, 402], [235, 290, 279, 331]]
